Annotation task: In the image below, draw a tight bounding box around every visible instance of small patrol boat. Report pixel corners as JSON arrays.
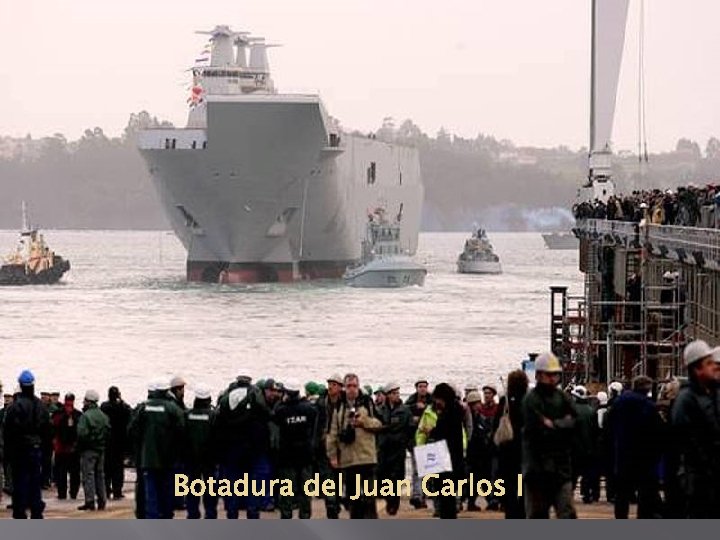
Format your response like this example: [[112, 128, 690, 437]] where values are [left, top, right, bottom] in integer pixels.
[[457, 228, 502, 274], [343, 209, 426, 288], [0, 203, 70, 286]]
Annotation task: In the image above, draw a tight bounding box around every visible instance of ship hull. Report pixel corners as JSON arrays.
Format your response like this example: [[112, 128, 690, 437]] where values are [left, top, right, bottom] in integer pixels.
[[139, 95, 423, 283], [542, 232, 579, 250], [0, 258, 70, 286], [457, 259, 502, 274]]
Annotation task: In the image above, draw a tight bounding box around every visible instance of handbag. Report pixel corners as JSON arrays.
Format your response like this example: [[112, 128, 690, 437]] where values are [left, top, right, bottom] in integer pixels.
[[493, 378, 514, 446], [413, 439, 453, 477]]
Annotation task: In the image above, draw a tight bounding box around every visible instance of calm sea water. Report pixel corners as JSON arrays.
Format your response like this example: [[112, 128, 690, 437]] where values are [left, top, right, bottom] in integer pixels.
[[0, 231, 582, 404]]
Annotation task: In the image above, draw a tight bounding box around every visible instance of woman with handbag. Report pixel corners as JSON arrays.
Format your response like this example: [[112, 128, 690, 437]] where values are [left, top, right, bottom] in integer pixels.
[[428, 383, 465, 519], [493, 370, 529, 519]]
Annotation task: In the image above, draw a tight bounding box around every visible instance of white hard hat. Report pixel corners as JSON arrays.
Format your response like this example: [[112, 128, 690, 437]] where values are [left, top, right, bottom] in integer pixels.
[[571, 385, 588, 400], [153, 378, 170, 392], [466, 390, 482, 404], [608, 381, 623, 395], [282, 378, 302, 393], [596, 391, 608, 406], [84, 389, 100, 403], [684, 340, 720, 367], [194, 384, 212, 400], [170, 375, 187, 388]]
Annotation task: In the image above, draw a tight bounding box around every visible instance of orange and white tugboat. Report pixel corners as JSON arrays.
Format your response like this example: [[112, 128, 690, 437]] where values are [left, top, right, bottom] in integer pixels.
[[0, 203, 70, 285]]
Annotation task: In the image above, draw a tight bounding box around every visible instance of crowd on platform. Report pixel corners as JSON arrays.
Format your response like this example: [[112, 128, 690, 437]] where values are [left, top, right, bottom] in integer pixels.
[[573, 183, 720, 228], [1, 339, 720, 520]]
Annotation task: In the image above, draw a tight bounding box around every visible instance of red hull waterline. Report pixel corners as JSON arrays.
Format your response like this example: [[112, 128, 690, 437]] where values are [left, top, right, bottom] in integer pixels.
[[187, 260, 351, 284]]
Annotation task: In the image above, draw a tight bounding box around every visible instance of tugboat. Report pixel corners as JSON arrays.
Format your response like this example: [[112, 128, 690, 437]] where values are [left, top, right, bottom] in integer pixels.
[[0, 203, 70, 286], [457, 228, 502, 274], [343, 208, 427, 288]]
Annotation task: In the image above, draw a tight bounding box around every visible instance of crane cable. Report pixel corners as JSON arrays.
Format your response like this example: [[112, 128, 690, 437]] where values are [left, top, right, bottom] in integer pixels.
[[638, 0, 649, 167]]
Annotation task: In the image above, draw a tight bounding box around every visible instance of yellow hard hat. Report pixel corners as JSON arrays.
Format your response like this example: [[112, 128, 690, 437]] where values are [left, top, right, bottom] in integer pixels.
[[535, 352, 562, 373]]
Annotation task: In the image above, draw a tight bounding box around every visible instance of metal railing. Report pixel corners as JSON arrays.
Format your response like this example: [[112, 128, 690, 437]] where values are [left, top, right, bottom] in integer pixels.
[[575, 219, 640, 247], [646, 224, 720, 268], [577, 219, 720, 267]]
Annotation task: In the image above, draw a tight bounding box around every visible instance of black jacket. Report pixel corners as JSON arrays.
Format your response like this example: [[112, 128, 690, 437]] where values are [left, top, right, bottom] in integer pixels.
[[274, 395, 317, 468], [671, 382, 720, 478], [608, 390, 662, 477], [429, 400, 465, 477], [377, 401, 413, 479], [3, 389, 52, 461], [101, 398, 132, 453], [184, 401, 217, 469]]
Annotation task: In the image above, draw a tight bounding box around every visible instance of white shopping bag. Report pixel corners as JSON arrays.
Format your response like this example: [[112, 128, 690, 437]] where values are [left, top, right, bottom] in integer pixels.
[[413, 440, 453, 477]]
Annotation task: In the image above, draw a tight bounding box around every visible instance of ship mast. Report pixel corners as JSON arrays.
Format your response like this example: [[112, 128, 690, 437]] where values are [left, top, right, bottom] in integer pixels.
[[583, 0, 629, 202], [20, 201, 33, 234], [589, 0, 597, 158]]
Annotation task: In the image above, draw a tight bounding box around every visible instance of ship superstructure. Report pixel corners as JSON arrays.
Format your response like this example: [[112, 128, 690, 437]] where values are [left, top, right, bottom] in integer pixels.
[[138, 25, 423, 283]]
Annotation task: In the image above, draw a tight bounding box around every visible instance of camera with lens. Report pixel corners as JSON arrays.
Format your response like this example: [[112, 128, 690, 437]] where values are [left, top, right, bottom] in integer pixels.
[[339, 407, 357, 443]]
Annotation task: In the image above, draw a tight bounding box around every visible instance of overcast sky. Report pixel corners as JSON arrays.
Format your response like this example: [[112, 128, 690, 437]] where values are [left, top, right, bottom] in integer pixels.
[[1, 0, 718, 151]]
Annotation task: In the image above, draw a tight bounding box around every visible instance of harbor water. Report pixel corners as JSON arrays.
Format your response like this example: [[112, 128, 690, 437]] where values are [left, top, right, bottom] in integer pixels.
[[0, 231, 582, 403]]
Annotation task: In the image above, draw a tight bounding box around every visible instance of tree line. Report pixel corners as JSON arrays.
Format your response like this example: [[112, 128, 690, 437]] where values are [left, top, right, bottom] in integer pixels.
[[1, 112, 719, 231]]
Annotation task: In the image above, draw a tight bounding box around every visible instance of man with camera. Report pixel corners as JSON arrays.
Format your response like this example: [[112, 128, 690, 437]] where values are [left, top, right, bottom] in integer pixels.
[[326, 373, 382, 518]]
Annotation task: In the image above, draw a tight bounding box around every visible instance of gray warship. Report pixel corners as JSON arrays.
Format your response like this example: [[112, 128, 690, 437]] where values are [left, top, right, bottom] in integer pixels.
[[138, 25, 424, 283]]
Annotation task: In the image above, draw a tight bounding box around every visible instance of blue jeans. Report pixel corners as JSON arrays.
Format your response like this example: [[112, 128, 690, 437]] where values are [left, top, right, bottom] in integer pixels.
[[143, 470, 174, 519], [186, 467, 218, 519], [220, 451, 270, 519], [220, 448, 249, 519], [251, 454, 273, 513], [11, 447, 45, 519]]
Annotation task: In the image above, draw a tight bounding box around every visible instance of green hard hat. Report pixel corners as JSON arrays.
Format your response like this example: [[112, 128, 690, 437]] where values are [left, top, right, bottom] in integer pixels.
[[304, 381, 321, 396]]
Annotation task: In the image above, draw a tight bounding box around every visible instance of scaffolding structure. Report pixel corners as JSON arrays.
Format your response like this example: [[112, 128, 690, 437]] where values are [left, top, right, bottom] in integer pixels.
[[551, 219, 720, 383]]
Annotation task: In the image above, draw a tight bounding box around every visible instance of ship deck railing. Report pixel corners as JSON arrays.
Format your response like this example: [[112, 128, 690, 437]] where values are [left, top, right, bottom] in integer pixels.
[[575, 218, 720, 269]]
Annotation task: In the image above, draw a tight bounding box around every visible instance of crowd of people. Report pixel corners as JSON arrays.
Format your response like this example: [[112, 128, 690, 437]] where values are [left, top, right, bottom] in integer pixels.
[[573, 183, 720, 228], [1, 338, 720, 520]]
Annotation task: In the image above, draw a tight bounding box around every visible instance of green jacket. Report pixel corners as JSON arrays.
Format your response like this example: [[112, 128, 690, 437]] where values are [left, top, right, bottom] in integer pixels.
[[415, 405, 438, 446], [129, 392, 185, 470], [77, 404, 110, 452], [521, 385, 577, 481]]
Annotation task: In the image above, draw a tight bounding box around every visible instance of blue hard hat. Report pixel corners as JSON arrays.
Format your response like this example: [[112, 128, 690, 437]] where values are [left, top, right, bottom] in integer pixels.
[[18, 369, 35, 386]]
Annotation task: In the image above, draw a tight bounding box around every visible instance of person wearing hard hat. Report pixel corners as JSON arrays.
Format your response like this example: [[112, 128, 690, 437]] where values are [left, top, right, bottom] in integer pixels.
[[169, 375, 188, 513], [376, 382, 412, 516], [3, 370, 51, 519], [77, 390, 110, 511], [184, 385, 218, 519], [128, 378, 185, 519], [521, 352, 577, 519], [671, 340, 720, 518], [303, 381, 321, 403], [465, 390, 488, 512], [170, 375, 187, 410], [326, 373, 383, 519], [314, 373, 344, 518], [273, 379, 317, 519]]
